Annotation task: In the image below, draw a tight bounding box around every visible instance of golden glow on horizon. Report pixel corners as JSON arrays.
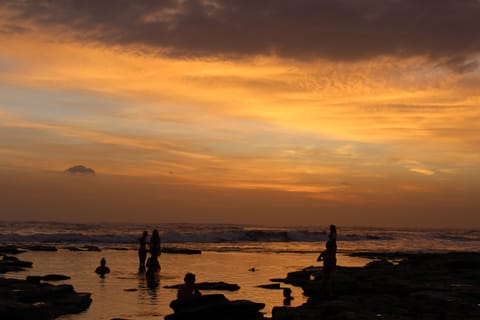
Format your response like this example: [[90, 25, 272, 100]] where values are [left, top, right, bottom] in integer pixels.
[[0, 17, 479, 227]]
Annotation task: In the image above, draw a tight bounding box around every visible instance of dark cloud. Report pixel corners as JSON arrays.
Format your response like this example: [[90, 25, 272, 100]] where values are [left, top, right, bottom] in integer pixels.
[[2, 0, 480, 63], [65, 165, 95, 175]]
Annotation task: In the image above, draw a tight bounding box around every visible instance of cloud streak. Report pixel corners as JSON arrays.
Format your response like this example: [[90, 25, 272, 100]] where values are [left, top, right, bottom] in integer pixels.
[[2, 0, 480, 63], [65, 165, 95, 175]]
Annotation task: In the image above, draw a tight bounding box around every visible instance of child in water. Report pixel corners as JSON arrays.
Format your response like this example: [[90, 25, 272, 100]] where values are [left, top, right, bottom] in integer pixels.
[[95, 257, 110, 278]]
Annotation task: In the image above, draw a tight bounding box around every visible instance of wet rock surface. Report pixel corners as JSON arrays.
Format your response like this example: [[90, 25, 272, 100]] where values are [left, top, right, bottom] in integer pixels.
[[271, 252, 480, 320], [0, 277, 92, 320], [0, 255, 33, 274], [166, 294, 265, 320], [165, 281, 240, 291], [162, 247, 202, 255]]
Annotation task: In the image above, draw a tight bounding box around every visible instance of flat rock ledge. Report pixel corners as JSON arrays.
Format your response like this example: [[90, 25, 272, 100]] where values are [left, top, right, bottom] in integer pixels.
[[0, 277, 92, 320], [164, 281, 240, 291], [166, 293, 265, 320], [0, 255, 33, 274], [271, 252, 480, 320]]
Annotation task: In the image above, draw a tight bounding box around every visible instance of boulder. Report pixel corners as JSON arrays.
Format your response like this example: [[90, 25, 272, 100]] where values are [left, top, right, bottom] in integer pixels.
[[0, 255, 33, 274], [0, 245, 27, 255], [0, 277, 91, 320], [270, 252, 480, 320], [166, 294, 264, 320]]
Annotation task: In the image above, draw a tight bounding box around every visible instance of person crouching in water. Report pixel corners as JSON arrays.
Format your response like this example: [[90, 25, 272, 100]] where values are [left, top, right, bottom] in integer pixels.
[[177, 273, 202, 300], [95, 257, 110, 278], [317, 240, 336, 296]]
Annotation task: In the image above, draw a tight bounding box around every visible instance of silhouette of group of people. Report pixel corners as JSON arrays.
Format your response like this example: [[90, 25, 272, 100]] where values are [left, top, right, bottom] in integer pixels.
[[138, 229, 162, 276], [95, 224, 337, 302], [317, 224, 337, 296]]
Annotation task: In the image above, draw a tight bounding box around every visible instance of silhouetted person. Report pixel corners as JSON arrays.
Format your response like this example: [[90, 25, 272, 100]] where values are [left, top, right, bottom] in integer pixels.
[[177, 273, 201, 300], [145, 256, 160, 289], [150, 229, 161, 259], [283, 287, 294, 305], [138, 231, 148, 272], [146, 255, 161, 277], [328, 224, 337, 252], [317, 240, 336, 296], [95, 257, 110, 278]]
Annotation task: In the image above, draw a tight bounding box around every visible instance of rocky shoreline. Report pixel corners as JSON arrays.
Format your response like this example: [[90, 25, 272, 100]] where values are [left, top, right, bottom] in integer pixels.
[[2, 246, 480, 319], [164, 252, 480, 320], [0, 276, 92, 320], [270, 252, 480, 320], [0, 250, 92, 320]]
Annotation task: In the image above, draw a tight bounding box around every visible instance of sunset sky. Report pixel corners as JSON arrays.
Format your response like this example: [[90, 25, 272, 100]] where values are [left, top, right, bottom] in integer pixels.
[[0, 0, 479, 227]]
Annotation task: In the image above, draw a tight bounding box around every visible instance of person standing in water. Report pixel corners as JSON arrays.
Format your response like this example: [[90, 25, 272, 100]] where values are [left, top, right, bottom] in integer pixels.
[[149, 229, 161, 270], [138, 231, 148, 272]]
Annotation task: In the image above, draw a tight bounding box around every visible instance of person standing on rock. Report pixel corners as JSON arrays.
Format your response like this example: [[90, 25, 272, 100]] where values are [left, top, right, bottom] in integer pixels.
[[328, 224, 337, 252], [317, 240, 336, 296], [138, 231, 149, 272]]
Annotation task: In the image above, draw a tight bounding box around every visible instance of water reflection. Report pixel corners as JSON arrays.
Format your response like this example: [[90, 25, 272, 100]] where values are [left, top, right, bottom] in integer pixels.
[[138, 272, 160, 304]]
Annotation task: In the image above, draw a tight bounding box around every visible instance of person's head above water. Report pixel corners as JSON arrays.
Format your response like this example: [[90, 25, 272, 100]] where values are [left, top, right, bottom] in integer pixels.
[[100, 257, 106, 266]]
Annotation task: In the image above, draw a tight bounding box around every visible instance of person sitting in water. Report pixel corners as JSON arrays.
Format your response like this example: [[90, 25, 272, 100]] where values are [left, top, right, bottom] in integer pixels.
[[177, 273, 202, 300], [95, 257, 110, 277]]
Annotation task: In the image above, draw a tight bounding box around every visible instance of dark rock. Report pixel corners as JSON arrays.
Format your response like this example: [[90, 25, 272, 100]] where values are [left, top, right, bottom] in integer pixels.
[[28, 274, 71, 282], [365, 259, 394, 268], [0, 255, 33, 274], [24, 245, 58, 252], [84, 245, 101, 252], [0, 277, 91, 320], [0, 245, 27, 255], [162, 247, 202, 255], [165, 281, 240, 291], [256, 283, 282, 289], [42, 274, 71, 281], [271, 252, 480, 320], [166, 294, 264, 320]]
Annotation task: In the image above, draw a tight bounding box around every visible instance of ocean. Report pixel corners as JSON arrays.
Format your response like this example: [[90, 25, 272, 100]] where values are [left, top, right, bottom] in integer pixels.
[[1, 222, 479, 319]]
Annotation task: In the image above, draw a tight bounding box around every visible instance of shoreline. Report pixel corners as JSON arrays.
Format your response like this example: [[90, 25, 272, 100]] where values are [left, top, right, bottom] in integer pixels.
[[269, 251, 480, 320], [2, 247, 480, 319]]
